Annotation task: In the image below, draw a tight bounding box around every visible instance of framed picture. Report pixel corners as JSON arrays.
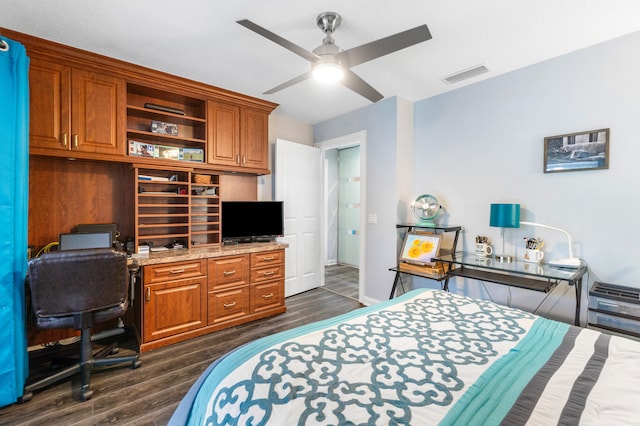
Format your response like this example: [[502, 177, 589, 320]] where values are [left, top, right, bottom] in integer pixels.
[[544, 128, 609, 173], [399, 231, 442, 266]]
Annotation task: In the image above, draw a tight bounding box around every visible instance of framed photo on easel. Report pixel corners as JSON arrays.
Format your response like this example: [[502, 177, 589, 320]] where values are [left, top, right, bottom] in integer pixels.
[[399, 231, 442, 267]]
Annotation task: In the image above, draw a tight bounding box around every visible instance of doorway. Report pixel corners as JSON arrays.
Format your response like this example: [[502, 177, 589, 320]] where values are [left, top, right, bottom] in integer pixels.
[[317, 131, 366, 302]]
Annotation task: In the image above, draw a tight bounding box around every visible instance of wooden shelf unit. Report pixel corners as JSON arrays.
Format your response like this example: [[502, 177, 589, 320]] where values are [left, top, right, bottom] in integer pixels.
[[126, 83, 207, 166], [134, 165, 220, 252]]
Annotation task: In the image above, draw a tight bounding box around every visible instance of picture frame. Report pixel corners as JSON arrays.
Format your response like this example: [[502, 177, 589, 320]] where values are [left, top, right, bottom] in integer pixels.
[[399, 231, 442, 266], [544, 128, 609, 173]]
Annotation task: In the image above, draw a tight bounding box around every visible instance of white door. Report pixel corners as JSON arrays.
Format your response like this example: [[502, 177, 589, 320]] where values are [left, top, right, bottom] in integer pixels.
[[275, 139, 321, 297]]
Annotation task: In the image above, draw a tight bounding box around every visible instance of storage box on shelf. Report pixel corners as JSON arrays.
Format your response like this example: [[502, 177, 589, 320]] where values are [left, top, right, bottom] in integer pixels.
[[134, 166, 220, 252], [588, 281, 640, 338]]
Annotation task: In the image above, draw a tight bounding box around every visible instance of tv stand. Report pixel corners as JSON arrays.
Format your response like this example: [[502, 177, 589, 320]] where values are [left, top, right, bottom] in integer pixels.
[[223, 237, 277, 245]]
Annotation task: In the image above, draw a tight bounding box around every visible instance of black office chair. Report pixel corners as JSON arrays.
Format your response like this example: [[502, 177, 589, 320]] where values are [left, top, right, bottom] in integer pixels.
[[21, 248, 141, 402]]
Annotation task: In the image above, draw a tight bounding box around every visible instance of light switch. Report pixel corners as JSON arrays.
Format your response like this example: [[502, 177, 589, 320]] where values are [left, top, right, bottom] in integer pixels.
[[368, 213, 377, 224]]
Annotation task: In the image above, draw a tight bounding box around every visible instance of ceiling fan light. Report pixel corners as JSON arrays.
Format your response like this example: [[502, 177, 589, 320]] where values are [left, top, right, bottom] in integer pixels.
[[312, 62, 344, 84]]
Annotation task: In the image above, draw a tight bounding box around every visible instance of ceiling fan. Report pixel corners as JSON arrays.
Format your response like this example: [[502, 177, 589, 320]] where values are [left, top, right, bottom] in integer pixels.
[[237, 12, 432, 103]]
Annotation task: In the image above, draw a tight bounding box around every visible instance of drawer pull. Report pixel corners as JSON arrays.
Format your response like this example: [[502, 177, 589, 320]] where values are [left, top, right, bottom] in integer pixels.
[[262, 256, 275, 261], [223, 270, 236, 276], [263, 271, 275, 277], [169, 269, 185, 274], [223, 301, 237, 309], [262, 292, 274, 299], [146, 287, 151, 301], [61, 133, 68, 148], [72, 134, 79, 149]]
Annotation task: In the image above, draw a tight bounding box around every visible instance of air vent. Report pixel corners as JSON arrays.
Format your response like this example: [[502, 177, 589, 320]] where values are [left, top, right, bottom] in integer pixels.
[[442, 64, 489, 84]]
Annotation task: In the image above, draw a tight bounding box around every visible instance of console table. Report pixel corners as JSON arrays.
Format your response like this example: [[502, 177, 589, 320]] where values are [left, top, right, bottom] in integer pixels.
[[434, 252, 588, 326]]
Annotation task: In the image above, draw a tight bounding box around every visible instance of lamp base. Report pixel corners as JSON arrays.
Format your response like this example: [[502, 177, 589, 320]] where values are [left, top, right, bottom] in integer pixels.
[[495, 253, 514, 263], [548, 257, 581, 268]]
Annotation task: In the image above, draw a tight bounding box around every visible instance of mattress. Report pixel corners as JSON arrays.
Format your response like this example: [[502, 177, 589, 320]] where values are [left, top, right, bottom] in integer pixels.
[[170, 288, 640, 425]]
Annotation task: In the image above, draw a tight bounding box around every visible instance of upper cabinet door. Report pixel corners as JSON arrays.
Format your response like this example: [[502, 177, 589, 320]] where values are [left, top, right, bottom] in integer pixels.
[[29, 57, 71, 150], [28, 56, 125, 157], [70, 68, 125, 155], [240, 108, 268, 171], [207, 101, 240, 166]]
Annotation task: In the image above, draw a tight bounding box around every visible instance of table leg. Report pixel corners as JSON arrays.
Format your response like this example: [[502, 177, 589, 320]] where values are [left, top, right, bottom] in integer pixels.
[[390, 272, 401, 299], [574, 277, 582, 326]]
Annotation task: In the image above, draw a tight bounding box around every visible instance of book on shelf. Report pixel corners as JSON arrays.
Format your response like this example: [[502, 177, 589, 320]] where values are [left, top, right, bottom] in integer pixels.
[[138, 174, 169, 181]]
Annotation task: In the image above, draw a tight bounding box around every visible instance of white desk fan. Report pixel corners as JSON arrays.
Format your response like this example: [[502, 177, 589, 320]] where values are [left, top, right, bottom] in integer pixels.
[[411, 194, 441, 226]]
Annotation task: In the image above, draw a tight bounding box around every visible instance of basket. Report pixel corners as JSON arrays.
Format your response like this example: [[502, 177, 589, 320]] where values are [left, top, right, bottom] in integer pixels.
[[193, 174, 210, 184]]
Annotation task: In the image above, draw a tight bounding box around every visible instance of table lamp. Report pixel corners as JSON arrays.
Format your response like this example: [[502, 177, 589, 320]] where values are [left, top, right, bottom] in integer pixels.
[[489, 203, 520, 262], [490, 203, 582, 268]]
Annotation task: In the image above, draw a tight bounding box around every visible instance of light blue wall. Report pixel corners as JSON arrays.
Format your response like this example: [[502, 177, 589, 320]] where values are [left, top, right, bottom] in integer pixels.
[[315, 98, 399, 303], [314, 30, 640, 322], [414, 31, 640, 322]]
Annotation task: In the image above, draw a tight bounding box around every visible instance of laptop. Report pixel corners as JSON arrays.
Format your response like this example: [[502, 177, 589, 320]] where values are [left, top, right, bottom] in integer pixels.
[[59, 232, 113, 251]]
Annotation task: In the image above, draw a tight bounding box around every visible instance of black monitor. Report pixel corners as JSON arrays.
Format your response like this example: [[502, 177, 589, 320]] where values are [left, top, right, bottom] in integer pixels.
[[221, 201, 284, 243], [59, 232, 112, 251]]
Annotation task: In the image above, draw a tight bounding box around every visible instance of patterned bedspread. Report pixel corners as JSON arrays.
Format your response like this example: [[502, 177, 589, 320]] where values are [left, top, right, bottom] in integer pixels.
[[170, 289, 640, 425]]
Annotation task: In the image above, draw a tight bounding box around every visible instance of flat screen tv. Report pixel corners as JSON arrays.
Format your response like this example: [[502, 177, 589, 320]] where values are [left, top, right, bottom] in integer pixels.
[[221, 201, 284, 243]]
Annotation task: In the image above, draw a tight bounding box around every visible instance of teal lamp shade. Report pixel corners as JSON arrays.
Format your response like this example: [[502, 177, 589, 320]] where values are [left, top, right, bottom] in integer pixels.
[[490, 204, 521, 228]]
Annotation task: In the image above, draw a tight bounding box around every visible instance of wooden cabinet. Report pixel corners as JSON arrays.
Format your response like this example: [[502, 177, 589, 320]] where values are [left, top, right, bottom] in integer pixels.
[[127, 83, 207, 167], [142, 260, 207, 344], [250, 250, 285, 314], [207, 255, 250, 325], [137, 248, 286, 352], [207, 101, 240, 167], [134, 166, 220, 252], [29, 56, 125, 157], [208, 101, 269, 173], [241, 108, 269, 171]]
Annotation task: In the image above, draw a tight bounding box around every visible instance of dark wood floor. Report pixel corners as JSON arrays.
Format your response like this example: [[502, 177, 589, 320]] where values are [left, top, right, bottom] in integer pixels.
[[0, 287, 362, 426], [324, 264, 359, 301]]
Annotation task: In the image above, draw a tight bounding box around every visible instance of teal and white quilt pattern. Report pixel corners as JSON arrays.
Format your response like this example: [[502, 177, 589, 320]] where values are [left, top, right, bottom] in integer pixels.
[[186, 289, 546, 425]]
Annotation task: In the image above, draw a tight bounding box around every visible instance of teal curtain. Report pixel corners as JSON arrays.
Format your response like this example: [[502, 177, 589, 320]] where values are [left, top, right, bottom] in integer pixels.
[[0, 36, 29, 406]]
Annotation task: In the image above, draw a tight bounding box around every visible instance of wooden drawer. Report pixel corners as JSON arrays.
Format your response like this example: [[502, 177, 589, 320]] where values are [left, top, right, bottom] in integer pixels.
[[208, 286, 250, 325], [251, 250, 284, 268], [251, 280, 284, 314], [208, 255, 250, 290], [144, 260, 206, 284], [251, 263, 284, 284]]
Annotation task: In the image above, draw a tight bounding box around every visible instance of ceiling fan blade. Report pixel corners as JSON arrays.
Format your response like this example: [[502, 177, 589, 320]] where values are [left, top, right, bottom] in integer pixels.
[[340, 24, 432, 67], [237, 19, 319, 62], [263, 71, 312, 95], [342, 69, 384, 103]]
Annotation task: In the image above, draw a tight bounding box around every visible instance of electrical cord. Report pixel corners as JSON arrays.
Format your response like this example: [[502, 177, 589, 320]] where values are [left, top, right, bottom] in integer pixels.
[[34, 241, 59, 258]]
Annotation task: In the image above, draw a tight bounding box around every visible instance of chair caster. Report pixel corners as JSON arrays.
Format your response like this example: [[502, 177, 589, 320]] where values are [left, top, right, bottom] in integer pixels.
[[81, 389, 93, 401], [110, 347, 120, 355], [132, 359, 142, 369], [17, 392, 33, 403]]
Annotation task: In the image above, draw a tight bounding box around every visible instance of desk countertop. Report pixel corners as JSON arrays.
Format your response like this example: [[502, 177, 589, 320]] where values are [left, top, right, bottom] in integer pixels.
[[127, 242, 288, 266]]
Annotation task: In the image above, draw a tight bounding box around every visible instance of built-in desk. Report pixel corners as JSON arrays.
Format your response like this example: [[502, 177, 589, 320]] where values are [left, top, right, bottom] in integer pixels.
[[434, 252, 588, 326]]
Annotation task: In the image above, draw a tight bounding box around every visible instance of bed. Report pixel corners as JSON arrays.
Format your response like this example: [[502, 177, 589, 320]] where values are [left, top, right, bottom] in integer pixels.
[[169, 288, 640, 425]]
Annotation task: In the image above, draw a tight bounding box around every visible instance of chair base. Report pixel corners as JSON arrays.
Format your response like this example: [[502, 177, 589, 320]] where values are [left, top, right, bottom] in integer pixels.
[[20, 329, 141, 403]]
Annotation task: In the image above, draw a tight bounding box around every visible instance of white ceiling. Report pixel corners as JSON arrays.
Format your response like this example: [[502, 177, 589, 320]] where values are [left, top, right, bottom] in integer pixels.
[[4, 1, 640, 124]]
